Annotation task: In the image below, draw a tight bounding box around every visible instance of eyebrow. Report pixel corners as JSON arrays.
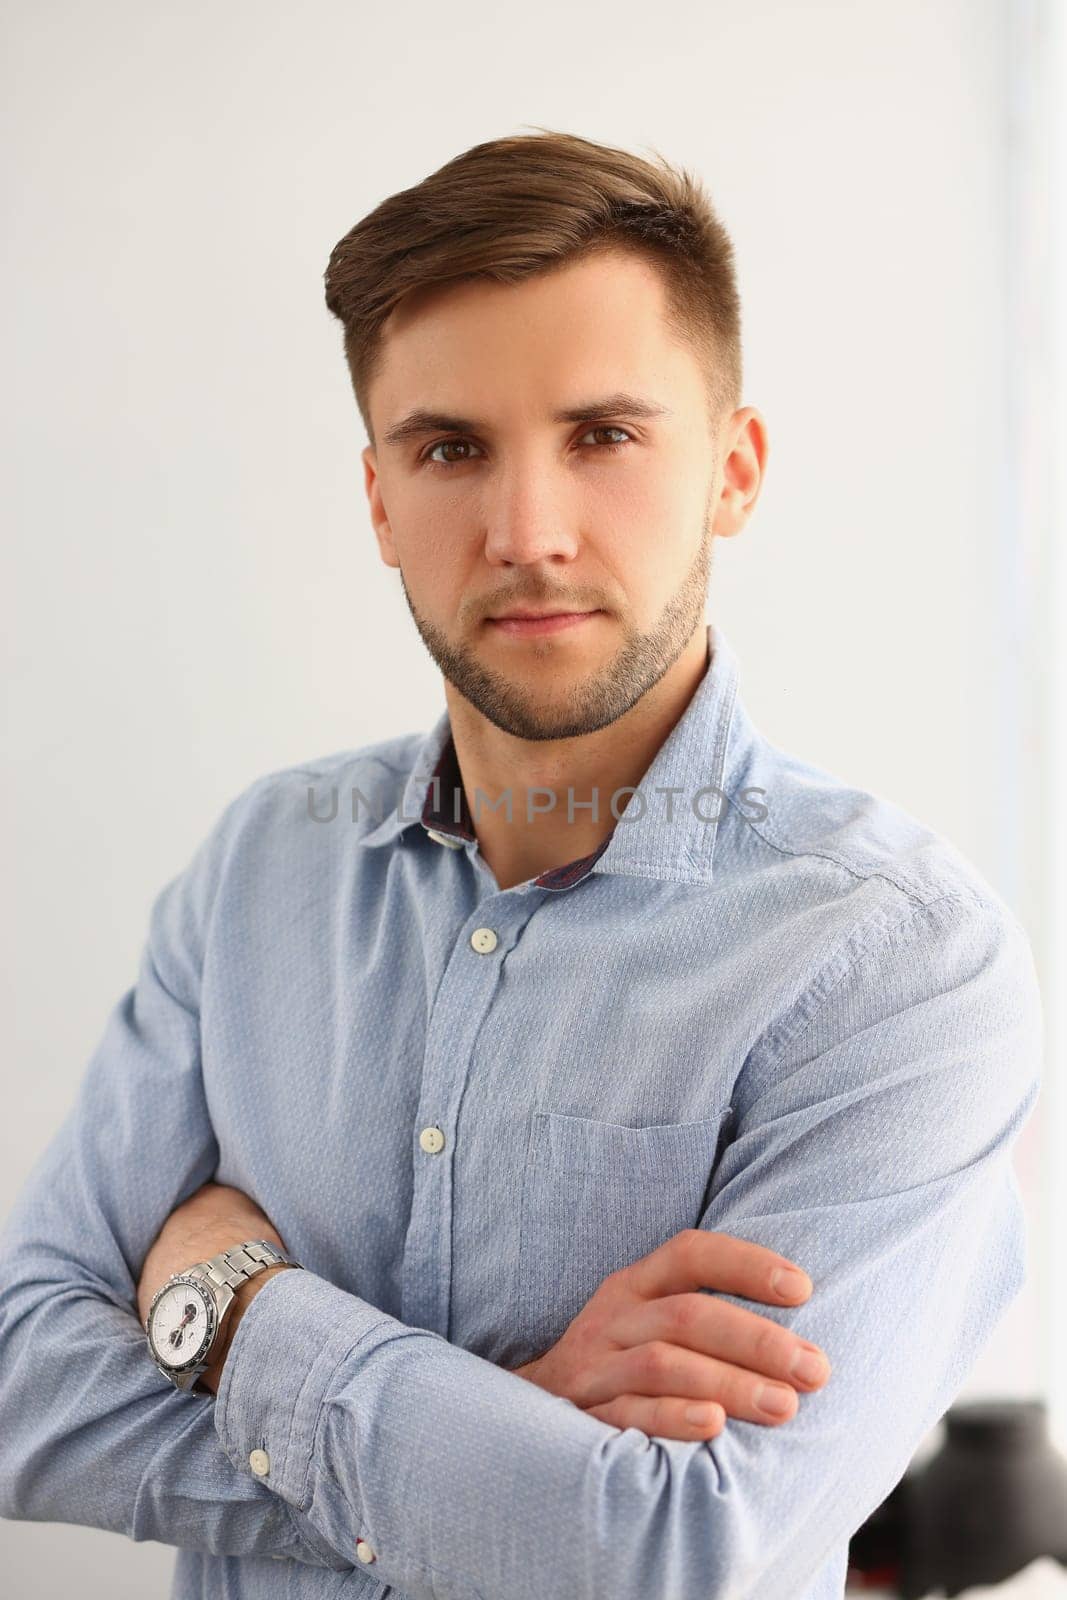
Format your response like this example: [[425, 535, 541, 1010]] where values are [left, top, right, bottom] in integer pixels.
[[380, 392, 672, 449]]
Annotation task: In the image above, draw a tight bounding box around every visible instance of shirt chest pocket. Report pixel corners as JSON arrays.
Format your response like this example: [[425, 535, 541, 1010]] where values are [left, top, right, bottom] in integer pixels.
[[516, 1109, 733, 1358]]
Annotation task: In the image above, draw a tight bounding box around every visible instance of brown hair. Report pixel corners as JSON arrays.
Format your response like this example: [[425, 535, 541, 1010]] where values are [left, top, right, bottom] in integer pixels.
[[323, 126, 743, 445]]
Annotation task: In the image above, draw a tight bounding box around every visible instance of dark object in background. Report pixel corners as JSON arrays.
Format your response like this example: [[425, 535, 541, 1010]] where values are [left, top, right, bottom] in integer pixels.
[[847, 1470, 908, 1592], [847, 1400, 1067, 1595]]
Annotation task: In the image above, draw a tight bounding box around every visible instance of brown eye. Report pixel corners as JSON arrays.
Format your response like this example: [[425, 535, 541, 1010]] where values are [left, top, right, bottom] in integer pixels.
[[578, 426, 633, 451], [425, 438, 483, 466]]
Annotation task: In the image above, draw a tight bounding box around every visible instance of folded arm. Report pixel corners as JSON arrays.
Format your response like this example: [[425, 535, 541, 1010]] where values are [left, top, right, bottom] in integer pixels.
[[0, 784, 353, 1571], [211, 889, 1042, 1600]]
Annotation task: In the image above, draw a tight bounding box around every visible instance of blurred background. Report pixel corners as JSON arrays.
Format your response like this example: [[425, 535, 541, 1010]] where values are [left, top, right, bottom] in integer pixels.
[[1, 0, 1064, 1593]]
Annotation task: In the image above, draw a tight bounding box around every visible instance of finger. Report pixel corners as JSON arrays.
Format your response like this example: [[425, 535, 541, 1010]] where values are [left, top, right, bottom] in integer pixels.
[[583, 1393, 726, 1441], [574, 1339, 800, 1426], [610, 1292, 832, 1390], [626, 1228, 813, 1307]]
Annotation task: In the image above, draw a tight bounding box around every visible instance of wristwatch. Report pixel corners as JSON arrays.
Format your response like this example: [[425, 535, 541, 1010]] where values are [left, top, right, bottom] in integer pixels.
[[144, 1238, 303, 1394]]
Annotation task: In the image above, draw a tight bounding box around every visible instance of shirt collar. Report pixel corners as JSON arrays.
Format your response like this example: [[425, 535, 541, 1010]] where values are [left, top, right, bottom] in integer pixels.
[[358, 619, 750, 890]]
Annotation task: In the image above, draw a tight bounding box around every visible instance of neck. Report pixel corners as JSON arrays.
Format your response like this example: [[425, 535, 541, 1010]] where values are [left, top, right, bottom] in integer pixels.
[[442, 622, 711, 891]]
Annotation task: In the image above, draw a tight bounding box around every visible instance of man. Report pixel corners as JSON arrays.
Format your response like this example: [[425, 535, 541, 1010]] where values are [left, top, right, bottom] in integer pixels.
[[0, 128, 1042, 1600]]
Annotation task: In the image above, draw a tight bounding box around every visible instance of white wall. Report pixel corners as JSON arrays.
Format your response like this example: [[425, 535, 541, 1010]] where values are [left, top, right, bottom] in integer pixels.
[[1, 1, 1045, 1593]]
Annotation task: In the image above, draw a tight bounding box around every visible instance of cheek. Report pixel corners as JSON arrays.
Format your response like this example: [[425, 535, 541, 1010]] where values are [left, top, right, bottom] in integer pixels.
[[581, 470, 694, 570], [391, 517, 473, 607], [584, 456, 695, 529], [388, 477, 469, 554]]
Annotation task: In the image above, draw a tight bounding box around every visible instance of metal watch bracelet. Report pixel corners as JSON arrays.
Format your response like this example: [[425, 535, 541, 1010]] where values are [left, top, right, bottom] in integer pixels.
[[185, 1238, 303, 1293]]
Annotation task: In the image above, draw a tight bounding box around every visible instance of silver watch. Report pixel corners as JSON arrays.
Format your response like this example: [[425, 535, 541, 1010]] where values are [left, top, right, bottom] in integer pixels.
[[145, 1238, 303, 1394]]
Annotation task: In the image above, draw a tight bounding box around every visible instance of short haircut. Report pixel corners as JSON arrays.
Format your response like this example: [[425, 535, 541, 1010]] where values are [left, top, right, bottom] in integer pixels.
[[323, 126, 743, 445]]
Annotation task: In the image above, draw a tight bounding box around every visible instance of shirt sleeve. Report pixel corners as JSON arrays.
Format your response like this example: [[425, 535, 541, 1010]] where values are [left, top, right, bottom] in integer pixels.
[[0, 782, 354, 1572], [211, 888, 1042, 1600]]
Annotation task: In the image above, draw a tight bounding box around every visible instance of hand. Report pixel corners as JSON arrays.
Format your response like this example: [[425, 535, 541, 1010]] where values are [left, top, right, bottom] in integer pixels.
[[137, 1180, 290, 1392], [511, 1229, 831, 1440]]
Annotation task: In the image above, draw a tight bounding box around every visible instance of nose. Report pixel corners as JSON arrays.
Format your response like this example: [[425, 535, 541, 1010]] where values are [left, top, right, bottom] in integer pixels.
[[481, 458, 581, 567]]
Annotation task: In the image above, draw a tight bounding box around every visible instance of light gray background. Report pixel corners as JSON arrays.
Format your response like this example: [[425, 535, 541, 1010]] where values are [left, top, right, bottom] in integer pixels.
[[2, 1, 1057, 1594]]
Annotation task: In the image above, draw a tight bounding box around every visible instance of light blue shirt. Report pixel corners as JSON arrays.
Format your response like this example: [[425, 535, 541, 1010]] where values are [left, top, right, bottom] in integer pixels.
[[0, 621, 1042, 1599]]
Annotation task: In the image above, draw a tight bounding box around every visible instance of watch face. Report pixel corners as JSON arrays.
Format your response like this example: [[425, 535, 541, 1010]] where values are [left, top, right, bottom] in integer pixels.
[[147, 1279, 215, 1369]]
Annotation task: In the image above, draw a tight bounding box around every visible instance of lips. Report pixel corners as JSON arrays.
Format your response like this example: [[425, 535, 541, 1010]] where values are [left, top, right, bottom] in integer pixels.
[[488, 610, 600, 638], [493, 609, 590, 621]]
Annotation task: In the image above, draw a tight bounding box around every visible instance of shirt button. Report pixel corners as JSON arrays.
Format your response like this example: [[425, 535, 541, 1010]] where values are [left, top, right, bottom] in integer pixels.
[[248, 1449, 270, 1476], [355, 1539, 377, 1563], [426, 827, 464, 849], [419, 1125, 446, 1154], [470, 927, 498, 954]]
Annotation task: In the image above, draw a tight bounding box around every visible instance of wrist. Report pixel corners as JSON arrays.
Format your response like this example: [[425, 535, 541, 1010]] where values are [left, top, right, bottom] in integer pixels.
[[509, 1355, 545, 1386], [197, 1263, 295, 1395]]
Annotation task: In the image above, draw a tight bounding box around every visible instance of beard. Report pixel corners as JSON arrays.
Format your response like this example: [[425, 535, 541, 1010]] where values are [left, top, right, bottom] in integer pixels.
[[397, 510, 714, 744]]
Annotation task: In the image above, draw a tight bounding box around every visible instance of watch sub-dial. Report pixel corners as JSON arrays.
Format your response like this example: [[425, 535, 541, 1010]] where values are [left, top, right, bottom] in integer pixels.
[[167, 1302, 201, 1350]]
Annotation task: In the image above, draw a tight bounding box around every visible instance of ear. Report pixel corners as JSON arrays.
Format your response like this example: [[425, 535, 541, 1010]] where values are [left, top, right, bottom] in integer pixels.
[[362, 444, 400, 569], [709, 407, 769, 540]]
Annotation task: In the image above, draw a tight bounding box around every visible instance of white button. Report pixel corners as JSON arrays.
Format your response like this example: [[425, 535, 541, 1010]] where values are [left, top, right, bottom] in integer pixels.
[[419, 1125, 446, 1154], [470, 927, 498, 954], [249, 1449, 270, 1476], [426, 827, 464, 849], [355, 1538, 376, 1563]]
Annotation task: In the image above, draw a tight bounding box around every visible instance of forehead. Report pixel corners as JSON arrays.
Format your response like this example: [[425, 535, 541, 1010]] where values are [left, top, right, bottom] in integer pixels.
[[370, 249, 698, 428]]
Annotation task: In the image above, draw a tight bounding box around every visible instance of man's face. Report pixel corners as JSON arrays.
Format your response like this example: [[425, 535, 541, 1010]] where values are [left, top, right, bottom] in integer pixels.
[[362, 247, 741, 742]]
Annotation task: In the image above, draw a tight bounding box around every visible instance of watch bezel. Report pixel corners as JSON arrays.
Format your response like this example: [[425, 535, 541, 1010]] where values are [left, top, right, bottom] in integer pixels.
[[146, 1273, 219, 1374]]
